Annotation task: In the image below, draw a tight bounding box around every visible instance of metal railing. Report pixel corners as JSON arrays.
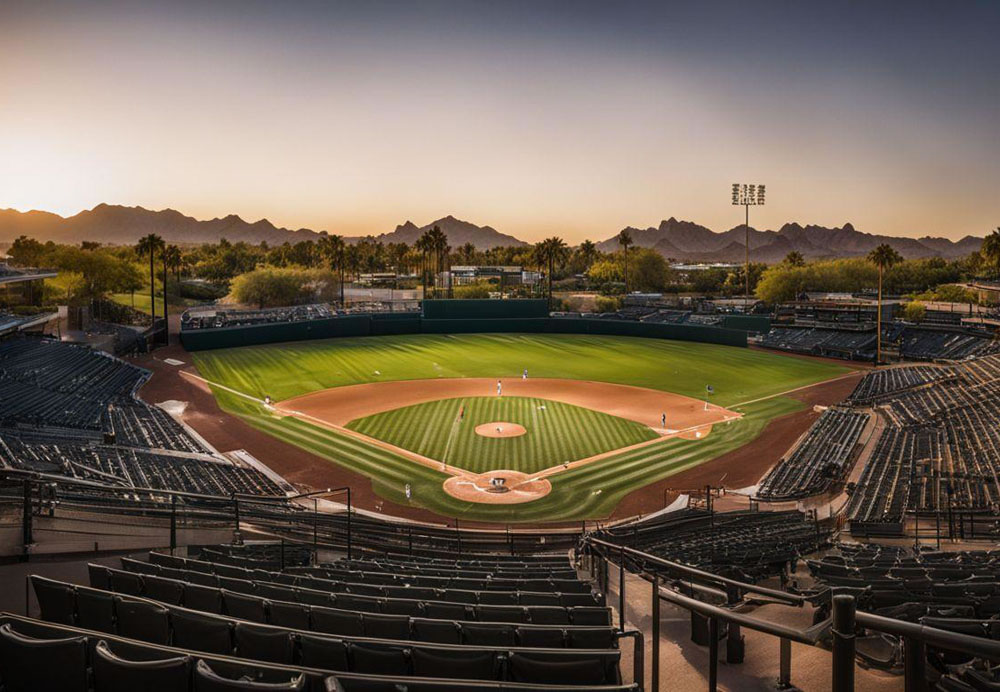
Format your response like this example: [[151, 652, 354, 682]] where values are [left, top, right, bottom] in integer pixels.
[[582, 534, 1000, 692]]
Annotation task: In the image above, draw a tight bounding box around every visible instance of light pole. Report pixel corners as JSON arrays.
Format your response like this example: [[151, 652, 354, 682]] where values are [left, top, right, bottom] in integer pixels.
[[731, 183, 766, 313]]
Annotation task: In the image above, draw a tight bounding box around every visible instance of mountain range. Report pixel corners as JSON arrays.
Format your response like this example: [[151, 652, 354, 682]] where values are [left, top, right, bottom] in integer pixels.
[[0, 204, 984, 261], [594, 217, 983, 262]]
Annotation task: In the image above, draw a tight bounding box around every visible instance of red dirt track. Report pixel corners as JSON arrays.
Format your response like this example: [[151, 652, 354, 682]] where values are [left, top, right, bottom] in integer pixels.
[[135, 342, 863, 526]]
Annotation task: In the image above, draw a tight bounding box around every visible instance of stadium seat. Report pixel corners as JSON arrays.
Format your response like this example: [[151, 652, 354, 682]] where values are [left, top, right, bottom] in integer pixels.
[[0, 623, 88, 692], [508, 651, 610, 685], [348, 642, 409, 676], [77, 586, 117, 633], [93, 639, 191, 692], [269, 601, 310, 630], [115, 595, 170, 644], [171, 609, 234, 655], [193, 659, 305, 691], [32, 576, 76, 625], [411, 618, 461, 644], [461, 622, 515, 646], [312, 608, 364, 637], [185, 583, 225, 614], [234, 622, 295, 664], [144, 574, 186, 605], [362, 613, 410, 640], [297, 633, 350, 670], [223, 590, 269, 623], [410, 646, 498, 680]]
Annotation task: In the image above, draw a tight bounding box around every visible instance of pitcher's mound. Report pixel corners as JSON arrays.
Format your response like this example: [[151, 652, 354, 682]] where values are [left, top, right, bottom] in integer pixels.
[[475, 422, 526, 438]]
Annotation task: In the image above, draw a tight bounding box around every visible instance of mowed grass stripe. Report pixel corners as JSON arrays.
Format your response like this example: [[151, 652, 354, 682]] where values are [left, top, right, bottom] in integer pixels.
[[347, 396, 656, 475], [196, 334, 843, 522], [194, 333, 847, 406]]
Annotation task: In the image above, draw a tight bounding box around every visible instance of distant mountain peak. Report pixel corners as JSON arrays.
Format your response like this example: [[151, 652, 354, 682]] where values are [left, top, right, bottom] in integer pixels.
[[0, 203, 984, 260]]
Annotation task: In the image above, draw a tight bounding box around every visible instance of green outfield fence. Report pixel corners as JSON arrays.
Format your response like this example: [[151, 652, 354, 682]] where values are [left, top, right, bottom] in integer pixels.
[[180, 300, 749, 350]]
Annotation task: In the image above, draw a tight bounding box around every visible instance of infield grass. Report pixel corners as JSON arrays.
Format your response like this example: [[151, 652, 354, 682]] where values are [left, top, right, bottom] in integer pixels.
[[192, 333, 848, 521], [347, 396, 658, 475]]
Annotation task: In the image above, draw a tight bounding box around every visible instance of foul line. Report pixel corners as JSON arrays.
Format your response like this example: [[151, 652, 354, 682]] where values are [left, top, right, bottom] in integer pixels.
[[731, 371, 862, 409]]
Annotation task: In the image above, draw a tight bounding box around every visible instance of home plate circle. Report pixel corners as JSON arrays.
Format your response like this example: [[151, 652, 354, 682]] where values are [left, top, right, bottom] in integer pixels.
[[443, 470, 552, 504], [474, 422, 526, 438]]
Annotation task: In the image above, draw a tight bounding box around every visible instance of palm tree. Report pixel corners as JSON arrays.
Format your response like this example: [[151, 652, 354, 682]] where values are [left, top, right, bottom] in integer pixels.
[[535, 237, 569, 308], [617, 230, 633, 294], [458, 242, 477, 265], [318, 234, 347, 306], [981, 228, 1000, 278], [136, 233, 164, 327], [415, 230, 435, 298], [868, 243, 902, 366], [576, 240, 598, 273], [163, 245, 182, 282], [425, 226, 449, 298]]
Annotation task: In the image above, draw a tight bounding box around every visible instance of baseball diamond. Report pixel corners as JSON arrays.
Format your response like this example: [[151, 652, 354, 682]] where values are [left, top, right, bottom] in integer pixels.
[[191, 332, 847, 522]]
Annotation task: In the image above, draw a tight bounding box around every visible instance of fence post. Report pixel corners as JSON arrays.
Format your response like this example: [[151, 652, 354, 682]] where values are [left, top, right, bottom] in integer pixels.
[[169, 494, 177, 554], [346, 488, 352, 561], [21, 480, 32, 563], [651, 572, 660, 692], [708, 617, 719, 692], [832, 594, 856, 692], [778, 637, 791, 689], [725, 584, 745, 663], [903, 636, 926, 692], [619, 545, 626, 632]]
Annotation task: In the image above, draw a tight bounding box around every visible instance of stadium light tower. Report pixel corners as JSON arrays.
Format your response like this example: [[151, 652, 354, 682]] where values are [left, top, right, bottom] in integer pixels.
[[731, 183, 766, 312]]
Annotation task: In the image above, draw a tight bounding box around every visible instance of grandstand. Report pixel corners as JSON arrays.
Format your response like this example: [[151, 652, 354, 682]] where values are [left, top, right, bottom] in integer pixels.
[[8, 311, 1000, 690], [757, 408, 870, 501], [844, 354, 1000, 534], [0, 338, 285, 499]]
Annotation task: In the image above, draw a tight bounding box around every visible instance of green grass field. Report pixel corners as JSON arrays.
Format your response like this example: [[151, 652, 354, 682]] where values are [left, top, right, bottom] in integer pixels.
[[347, 396, 657, 475], [192, 333, 848, 522]]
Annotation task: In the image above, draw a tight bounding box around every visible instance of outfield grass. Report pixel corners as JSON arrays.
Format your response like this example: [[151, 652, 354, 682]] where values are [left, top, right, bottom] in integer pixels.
[[193, 333, 848, 522], [347, 396, 657, 475], [193, 333, 845, 406]]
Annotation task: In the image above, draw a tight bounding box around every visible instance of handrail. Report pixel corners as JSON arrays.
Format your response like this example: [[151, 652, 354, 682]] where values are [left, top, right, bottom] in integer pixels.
[[584, 535, 807, 606], [856, 611, 1000, 661], [655, 581, 828, 646]]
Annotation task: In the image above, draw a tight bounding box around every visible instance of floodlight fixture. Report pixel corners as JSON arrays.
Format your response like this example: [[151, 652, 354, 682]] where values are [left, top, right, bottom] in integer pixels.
[[731, 183, 766, 311]]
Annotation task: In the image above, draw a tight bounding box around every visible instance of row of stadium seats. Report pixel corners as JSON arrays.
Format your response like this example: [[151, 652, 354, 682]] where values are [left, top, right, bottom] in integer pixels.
[[757, 408, 869, 500]]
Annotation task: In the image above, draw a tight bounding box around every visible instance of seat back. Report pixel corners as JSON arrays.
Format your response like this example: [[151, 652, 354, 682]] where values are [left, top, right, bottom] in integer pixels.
[[93, 639, 191, 692], [0, 623, 88, 692]]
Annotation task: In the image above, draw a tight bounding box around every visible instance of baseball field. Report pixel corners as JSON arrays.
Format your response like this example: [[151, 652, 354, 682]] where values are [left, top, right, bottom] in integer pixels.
[[192, 333, 849, 522]]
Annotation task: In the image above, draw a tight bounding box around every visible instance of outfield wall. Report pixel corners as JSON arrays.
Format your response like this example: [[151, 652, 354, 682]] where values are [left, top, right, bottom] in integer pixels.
[[181, 312, 748, 350]]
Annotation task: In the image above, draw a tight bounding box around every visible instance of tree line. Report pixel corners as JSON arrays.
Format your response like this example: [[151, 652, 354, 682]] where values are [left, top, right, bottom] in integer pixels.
[[4, 227, 998, 313]]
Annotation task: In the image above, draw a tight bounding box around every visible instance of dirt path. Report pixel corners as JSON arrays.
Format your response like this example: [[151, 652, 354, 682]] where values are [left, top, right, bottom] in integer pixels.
[[135, 344, 862, 524], [276, 377, 739, 432]]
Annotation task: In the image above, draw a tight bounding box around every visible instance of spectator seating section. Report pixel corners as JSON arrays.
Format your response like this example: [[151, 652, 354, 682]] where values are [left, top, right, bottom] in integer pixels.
[[757, 409, 869, 501], [10, 538, 637, 691], [597, 509, 828, 583], [0, 338, 284, 498], [845, 354, 1000, 531]]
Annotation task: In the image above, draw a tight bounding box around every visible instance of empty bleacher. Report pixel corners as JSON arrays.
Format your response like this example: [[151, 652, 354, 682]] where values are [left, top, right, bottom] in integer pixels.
[[757, 408, 869, 501], [845, 354, 1000, 533], [598, 509, 828, 583], [0, 338, 283, 499], [4, 541, 639, 691]]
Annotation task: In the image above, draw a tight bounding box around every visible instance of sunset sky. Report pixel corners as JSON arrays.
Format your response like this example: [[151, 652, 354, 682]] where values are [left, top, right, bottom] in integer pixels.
[[1, 1, 997, 242]]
